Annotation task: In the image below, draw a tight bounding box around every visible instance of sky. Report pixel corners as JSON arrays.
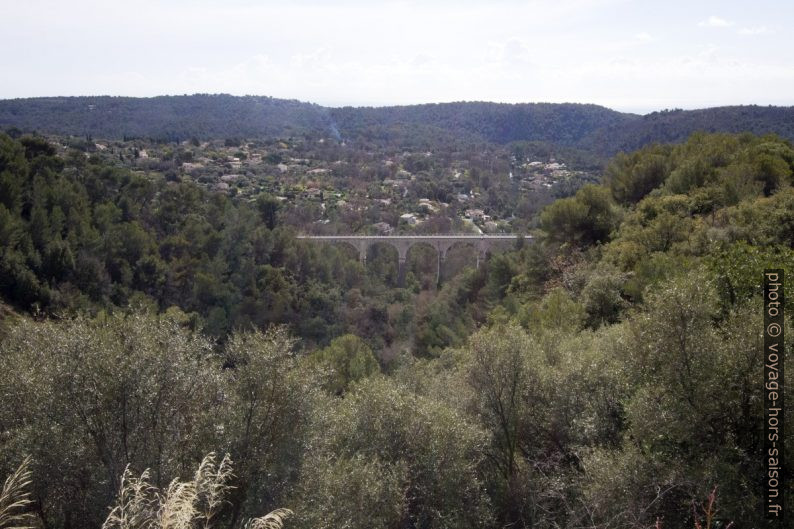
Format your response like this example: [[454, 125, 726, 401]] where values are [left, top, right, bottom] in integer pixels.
[[2, 0, 793, 114]]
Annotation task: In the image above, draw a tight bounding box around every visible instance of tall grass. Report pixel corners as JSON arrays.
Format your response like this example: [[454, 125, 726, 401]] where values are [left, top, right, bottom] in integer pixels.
[[0, 457, 37, 529], [102, 453, 292, 529], [0, 453, 291, 529]]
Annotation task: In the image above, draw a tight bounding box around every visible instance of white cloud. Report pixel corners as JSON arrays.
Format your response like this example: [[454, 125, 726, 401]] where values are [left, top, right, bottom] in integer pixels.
[[738, 26, 769, 35], [698, 16, 735, 28], [634, 32, 653, 42]]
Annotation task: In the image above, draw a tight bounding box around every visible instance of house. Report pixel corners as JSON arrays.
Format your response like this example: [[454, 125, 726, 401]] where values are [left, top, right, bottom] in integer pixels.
[[418, 198, 439, 213], [181, 162, 204, 173], [400, 213, 418, 225], [303, 187, 323, 199], [465, 208, 485, 221], [372, 222, 394, 235]]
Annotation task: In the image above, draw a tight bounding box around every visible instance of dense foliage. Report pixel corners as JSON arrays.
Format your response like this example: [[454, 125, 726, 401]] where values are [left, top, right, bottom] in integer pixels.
[[329, 102, 636, 149], [1, 130, 793, 528], [585, 105, 794, 155], [0, 95, 331, 143], [4, 95, 794, 157], [0, 131, 569, 351], [0, 132, 460, 344]]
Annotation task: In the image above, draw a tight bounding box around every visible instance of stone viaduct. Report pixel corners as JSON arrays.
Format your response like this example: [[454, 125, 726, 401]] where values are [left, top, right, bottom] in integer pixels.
[[296, 234, 530, 286]]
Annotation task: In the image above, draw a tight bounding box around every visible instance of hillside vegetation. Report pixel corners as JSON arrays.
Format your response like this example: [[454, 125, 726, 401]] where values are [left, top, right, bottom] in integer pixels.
[[0, 130, 793, 528], [329, 101, 636, 148], [4, 95, 794, 156], [584, 105, 794, 154], [0, 95, 331, 142]]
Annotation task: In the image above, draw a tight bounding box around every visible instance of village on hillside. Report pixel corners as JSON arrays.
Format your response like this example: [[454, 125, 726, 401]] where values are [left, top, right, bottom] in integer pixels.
[[51, 134, 598, 235]]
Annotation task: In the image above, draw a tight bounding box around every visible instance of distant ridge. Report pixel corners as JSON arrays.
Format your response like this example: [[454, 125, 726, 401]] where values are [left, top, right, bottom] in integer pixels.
[[582, 105, 794, 153], [329, 101, 639, 148], [0, 94, 331, 141], [1, 94, 793, 155]]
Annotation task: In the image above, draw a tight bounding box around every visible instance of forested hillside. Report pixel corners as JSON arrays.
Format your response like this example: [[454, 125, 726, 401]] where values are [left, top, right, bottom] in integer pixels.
[[0, 131, 556, 348], [1, 130, 793, 528], [583, 105, 794, 154], [0, 94, 332, 141], [328, 101, 637, 147], [0, 133, 408, 344], [4, 95, 794, 158]]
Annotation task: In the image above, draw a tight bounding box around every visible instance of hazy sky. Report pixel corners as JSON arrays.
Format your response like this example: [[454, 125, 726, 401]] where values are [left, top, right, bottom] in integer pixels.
[[2, 0, 793, 113]]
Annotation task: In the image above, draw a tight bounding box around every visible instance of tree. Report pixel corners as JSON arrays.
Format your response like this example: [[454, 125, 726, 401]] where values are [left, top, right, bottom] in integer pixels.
[[310, 334, 379, 395], [221, 328, 317, 528], [589, 272, 792, 527], [292, 455, 406, 529], [0, 134, 27, 213], [299, 377, 493, 529], [0, 312, 220, 529], [256, 193, 281, 230], [581, 266, 630, 328], [540, 184, 621, 246], [462, 323, 557, 527], [606, 147, 670, 204]]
